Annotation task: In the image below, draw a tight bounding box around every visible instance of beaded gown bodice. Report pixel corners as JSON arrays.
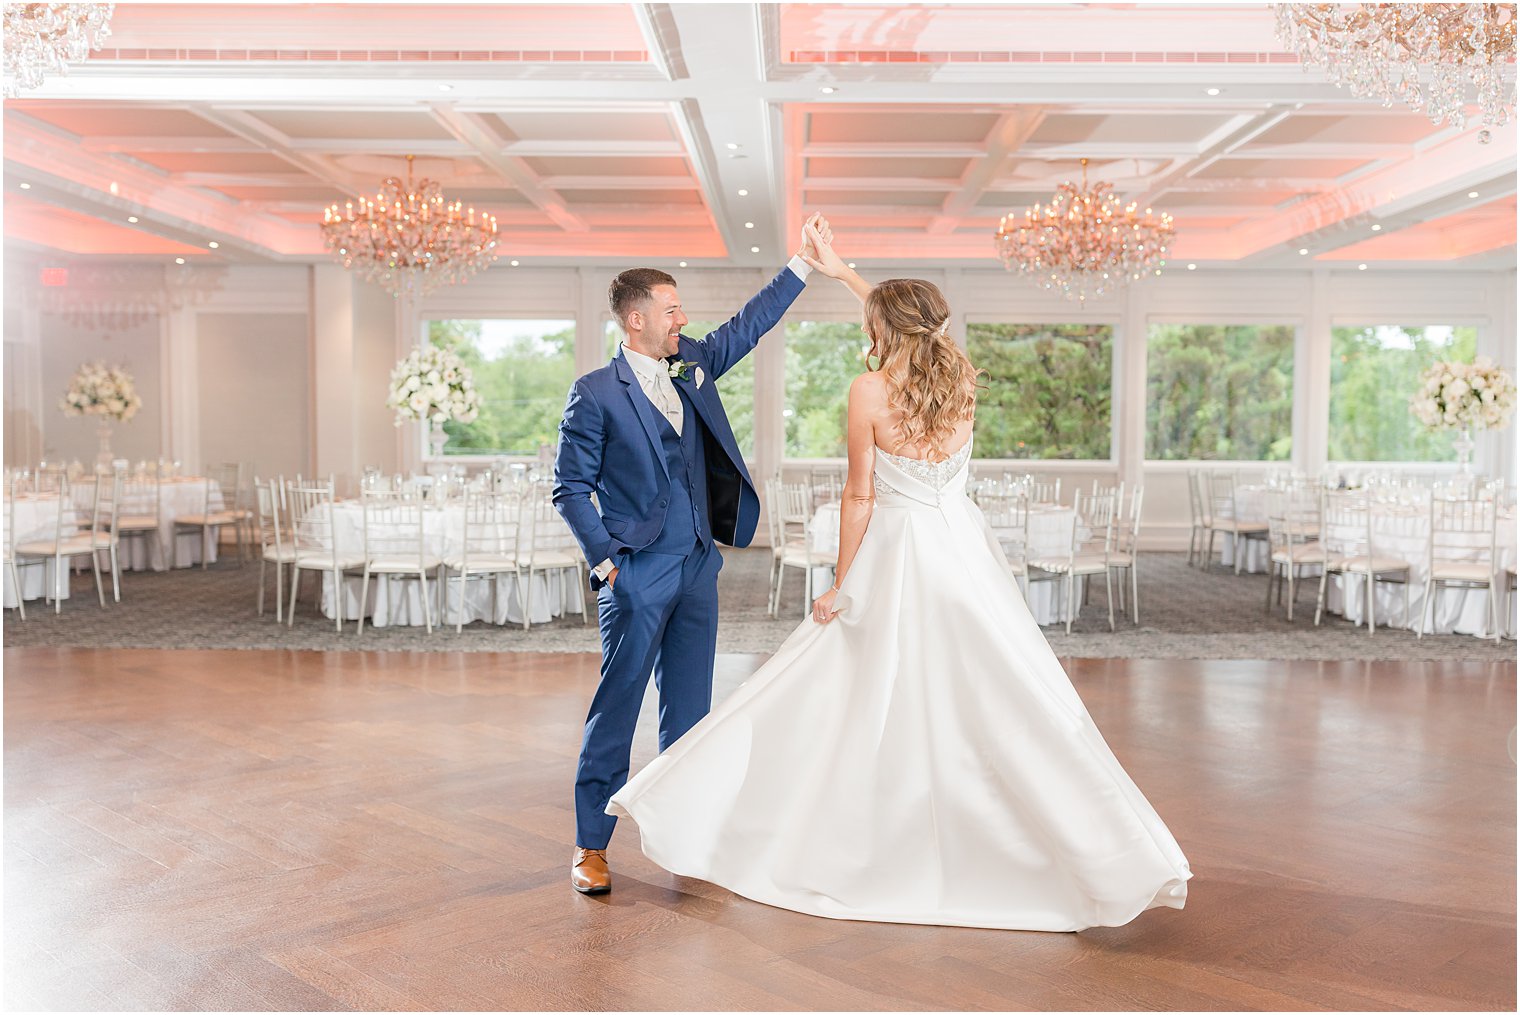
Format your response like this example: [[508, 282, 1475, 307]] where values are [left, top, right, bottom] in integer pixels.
[[873, 441, 973, 498]]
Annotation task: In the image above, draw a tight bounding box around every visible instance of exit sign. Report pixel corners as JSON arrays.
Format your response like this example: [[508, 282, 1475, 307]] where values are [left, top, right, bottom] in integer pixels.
[[39, 267, 67, 287]]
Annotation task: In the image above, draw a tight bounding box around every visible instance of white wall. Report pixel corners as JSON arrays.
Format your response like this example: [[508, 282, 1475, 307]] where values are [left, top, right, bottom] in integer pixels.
[[5, 252, 1514, 547], [196, 311, 309, 480], [37, 310, 164, 466]]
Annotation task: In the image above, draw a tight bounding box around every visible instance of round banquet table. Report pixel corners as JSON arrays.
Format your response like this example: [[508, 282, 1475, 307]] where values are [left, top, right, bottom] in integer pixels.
[[808, 499, 1088, 626], [318, 499, 586, 628], [1321, 500, 1517, 636], [1219, 486, 1515, 636], [3, 479, 224, 607]]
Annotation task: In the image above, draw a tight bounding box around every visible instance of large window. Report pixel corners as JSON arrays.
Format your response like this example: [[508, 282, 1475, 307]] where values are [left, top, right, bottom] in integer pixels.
[[967, 323, 1113, 459], [1329, 324, 1477, 461], [428, 318, 575, 455], [1146, 323, 1294, 461], [783, 320, 862, 457], [605, 317, 756, 457]]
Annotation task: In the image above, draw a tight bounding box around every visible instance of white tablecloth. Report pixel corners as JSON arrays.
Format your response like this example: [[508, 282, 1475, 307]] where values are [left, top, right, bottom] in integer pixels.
[[1322, 502, 1517, 636], [109, 477, 225, 571], [317, 500, 586, 628], [808, 499, 1088, 626], [1215, 484, 1272, 573], [4, 479, 224, 607], [1222, 487, 1516, 636], [6, 496, 79, 605]]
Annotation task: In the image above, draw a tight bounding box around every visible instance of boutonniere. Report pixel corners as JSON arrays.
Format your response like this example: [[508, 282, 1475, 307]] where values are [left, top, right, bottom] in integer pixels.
[[666, 358, 699, 383]]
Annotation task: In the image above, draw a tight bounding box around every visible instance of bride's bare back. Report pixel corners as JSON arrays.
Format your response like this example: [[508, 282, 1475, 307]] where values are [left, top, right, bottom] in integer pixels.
[[851, 369, 975, 464]]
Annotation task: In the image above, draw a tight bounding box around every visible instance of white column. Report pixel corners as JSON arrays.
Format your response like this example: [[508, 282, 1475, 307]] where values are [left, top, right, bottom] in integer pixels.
[[1296, 268, 1332, 476], [310, 264, 358, 492], [4, 294, 46, 466], [577, 266, 609, 377], [1482, 268, 1517, 482], [1114, 283, 1147, 491], [162, 301, 199, 470], [752, 270, 785, 488]]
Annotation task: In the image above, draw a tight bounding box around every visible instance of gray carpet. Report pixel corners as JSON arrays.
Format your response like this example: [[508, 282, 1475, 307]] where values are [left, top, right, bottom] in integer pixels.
[[4, 547, 1515, 661]]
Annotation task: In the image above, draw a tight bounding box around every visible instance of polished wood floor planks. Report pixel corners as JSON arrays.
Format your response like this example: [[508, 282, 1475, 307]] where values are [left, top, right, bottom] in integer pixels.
[[4, 647, 1515, 1011]]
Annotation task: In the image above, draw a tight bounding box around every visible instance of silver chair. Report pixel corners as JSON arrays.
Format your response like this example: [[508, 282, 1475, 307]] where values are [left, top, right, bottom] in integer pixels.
[[1204, 470, 1268, 575], [442, 489, 524, 632], [1315, 491, 1412, 634], [1417, 497, 1500, 639], [253, 476, 296, 619], [356, 492, 443, 636], [769, 479, 835, 618], [1029, 489, 1117, 634], [1107, 485, 1145, 625], [1264, 487, 1328, 622], [285, 478, 363, 631]]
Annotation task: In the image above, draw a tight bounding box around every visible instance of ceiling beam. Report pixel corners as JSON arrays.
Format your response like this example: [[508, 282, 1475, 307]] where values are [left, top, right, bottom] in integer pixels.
[[928, 108, 1047, 236], [425, 104, 589, 234]]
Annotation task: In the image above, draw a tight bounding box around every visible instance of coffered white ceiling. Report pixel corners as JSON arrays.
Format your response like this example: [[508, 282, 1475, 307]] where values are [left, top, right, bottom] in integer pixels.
[[3, 2, 1515, 269]]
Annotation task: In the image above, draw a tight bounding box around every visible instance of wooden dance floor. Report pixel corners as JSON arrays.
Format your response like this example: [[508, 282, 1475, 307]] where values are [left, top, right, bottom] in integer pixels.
[[4, 647, 1515, 1011]]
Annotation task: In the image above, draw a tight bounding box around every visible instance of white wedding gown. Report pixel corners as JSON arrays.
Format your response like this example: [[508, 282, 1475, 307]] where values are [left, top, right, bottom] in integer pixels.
[[607, 441, 1192, 932]]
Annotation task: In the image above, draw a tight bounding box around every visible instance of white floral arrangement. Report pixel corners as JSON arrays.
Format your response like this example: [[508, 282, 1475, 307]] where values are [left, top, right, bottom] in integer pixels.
[[387, 345, 482, 426], [1410, 356, 1517, 432], [59, 361, 142, 422]]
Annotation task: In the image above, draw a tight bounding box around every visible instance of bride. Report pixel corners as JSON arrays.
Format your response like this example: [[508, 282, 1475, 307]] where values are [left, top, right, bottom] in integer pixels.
[[607, 226, 1192, 932]]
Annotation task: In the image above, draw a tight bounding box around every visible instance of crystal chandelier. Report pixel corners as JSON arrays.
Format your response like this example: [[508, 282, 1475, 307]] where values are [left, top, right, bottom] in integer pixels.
[[994, 159, 1176, 303], [1275, 4, 1516, 136], [3, 3, 114, 97], [319, 156, 499, 298]]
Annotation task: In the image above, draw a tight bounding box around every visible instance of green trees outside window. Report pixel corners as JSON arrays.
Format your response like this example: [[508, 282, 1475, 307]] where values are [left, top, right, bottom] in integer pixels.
[[966, 323, 1113, 459], [426, 319, 575, 456], [1328, 324, 1476, 462], [1146, 324, 1294, 461], [783, 320, 864, 458]]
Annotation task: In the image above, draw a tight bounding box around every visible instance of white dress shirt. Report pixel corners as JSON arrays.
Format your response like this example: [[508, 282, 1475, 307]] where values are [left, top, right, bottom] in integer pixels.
[[621, 343, 685, 437], [593, 256, 813, 583]]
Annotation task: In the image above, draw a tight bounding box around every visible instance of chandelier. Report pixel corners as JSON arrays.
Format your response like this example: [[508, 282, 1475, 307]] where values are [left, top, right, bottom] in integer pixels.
[[319, 155, 499, 298], [3, 3, 114, 97], [994, 159, 1176, 303], [1275, 4, 1516, 137]]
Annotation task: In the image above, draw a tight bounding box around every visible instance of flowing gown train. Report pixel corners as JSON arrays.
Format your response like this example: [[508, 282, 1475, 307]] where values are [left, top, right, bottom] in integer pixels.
[[607, 441, 1191, 932]]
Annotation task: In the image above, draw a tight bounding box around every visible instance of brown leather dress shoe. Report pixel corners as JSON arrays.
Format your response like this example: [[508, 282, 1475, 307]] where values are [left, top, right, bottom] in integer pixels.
[[571, 847, 611, 894]]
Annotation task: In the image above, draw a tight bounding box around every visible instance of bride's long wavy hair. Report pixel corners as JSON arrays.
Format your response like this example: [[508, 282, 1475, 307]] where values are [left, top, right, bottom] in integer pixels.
[[864, 278, 983, 457]]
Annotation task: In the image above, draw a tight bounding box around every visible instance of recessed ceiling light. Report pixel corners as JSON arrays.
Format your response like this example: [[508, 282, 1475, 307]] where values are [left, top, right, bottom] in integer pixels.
[[820, 85, 837, 94], [744, 221, 754, 229], [750, 245, 760, 253], [678, 261, 687, 268], [18, 182, 29, 189], [1370, 223, 1382, 231], [1298, 247, 1309, 255], [1469, 191, 1480, 198], [1205, 87, 1222, 96], [127, 216, 138, 223], [438, 83, 453, 91], [509, 259, 519, 266], [174, 257, 185, 264], [847, 262, 856, 269], [1187, 263, 1197, 270], [737, 188, 749, 196], [726, 142, 740, 150], [207, 241, 219, 248], [1358, 263, 1368, 270]]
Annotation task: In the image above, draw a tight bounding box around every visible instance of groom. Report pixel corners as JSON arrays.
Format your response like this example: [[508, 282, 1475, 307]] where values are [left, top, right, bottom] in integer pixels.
[[553, 215, 833, 894]]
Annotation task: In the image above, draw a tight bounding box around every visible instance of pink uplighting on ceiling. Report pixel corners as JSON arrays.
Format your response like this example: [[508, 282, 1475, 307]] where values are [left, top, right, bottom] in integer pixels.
[[4, 196, 208, 256], [100, 4, 647, 53]]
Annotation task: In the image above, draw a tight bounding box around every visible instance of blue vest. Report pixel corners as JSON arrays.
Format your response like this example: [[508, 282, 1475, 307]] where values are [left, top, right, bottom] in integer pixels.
[[643, 383, 711, 555]]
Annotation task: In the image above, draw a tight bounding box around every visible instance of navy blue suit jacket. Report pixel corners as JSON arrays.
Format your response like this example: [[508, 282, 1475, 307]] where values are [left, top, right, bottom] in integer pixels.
[[553, 266, 806, 586]]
